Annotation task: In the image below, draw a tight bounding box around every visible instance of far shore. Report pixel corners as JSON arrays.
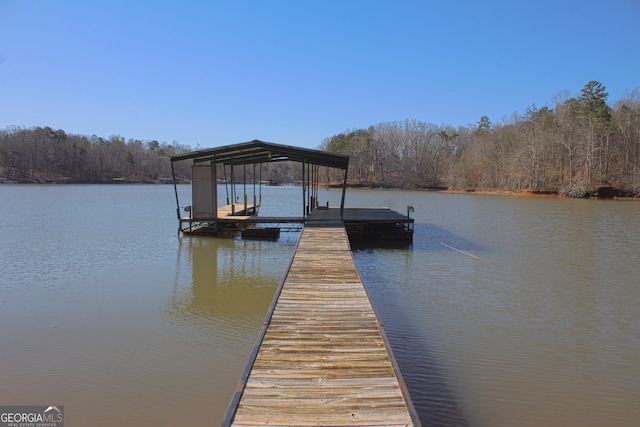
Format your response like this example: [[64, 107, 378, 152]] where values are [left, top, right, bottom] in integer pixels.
[[437, 188, 639, 200], [2, 178, 638, 200], [324, 181, 640, 200], [418, 188, 638, 201]]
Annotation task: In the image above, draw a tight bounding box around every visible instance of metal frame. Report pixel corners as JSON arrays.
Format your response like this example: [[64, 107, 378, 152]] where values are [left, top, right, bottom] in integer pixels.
[[169, 140, 350, 232], [169, 139, 350, 170]]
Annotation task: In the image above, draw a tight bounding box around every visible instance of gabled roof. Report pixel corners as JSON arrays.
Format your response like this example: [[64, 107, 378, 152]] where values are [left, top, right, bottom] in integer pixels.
[[169, 139, 350, 170]]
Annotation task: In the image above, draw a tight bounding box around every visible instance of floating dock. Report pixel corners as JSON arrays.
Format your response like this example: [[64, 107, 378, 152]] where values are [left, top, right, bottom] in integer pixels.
[[182, 206, 413, 242], [311, 207, 414, 243], [222, 222, 420, 427]]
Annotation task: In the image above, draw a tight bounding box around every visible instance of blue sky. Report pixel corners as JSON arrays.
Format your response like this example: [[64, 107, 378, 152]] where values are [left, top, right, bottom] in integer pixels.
[[1, 1, 638, 149]]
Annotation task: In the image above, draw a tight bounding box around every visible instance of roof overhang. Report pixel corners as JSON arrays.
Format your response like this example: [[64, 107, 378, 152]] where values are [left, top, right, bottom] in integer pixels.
[[169, 139, 349, 170]]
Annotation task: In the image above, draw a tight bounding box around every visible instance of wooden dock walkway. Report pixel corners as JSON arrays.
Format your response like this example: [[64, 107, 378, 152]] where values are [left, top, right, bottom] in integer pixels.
[[223, 224, 420, 427]]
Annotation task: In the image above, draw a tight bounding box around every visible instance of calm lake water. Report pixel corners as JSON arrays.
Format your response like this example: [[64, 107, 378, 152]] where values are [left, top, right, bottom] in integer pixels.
[[1, 184, 638, 426]]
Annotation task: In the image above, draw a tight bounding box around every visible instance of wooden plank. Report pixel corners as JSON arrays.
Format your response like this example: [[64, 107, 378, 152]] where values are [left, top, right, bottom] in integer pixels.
[[180, 203, 256, 223], [217, 203, 256, 216], [226, 225, 419, 427]]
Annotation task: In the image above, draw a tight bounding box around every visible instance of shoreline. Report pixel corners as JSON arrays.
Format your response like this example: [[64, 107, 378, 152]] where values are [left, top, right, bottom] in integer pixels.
[[423, 188, 640, 201], [437, 188, 640, 200], [3, 179, 638, 200], [340, 185, 640, 200], [440, 189, 562, 198], [324, 181, 639, 200]]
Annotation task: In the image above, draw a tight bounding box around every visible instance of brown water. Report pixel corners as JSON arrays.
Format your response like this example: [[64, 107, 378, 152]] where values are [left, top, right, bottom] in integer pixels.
[[1, 185, 638, 426]]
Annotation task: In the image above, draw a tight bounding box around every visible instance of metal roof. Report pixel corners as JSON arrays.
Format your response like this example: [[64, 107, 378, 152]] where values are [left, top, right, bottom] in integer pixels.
[[169, 139, 350, 170]]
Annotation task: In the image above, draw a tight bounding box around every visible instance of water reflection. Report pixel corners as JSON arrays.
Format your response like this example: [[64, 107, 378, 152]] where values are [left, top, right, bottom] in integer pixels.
[[414, 223, 485, 255], [354, 247, 470, 427], [161, 234, 298, 424], [168, 236, 296, 332]]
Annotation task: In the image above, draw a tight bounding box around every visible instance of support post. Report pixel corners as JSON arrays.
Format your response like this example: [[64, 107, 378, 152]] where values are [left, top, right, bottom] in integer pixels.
[[171, 160, 180, 219], [224, 164, 230, 205], [308, 164, 312, 213], [340, 168, 348, 220], [259, 163, 263, 208], [231, 164, 235, 215], [302, 160, 306, 219], [212, 161, 218, 229], [171, 160, 181, 233], [243, 164, 247, 214]]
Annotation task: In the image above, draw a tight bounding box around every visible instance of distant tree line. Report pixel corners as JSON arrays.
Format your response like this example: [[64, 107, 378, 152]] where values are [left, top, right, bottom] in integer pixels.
[[2, 81, 638, 197], [0, 126, 191, 183], [321, 81, 640, 197]]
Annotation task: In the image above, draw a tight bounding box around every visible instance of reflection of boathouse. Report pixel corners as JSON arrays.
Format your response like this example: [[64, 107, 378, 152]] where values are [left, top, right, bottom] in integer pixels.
[[169, 237, 288, 328], [168, 140, 413, 242]]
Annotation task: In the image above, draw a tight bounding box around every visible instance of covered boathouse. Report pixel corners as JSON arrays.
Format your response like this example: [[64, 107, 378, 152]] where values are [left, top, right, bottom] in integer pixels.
[[168, 139, 413, 242]]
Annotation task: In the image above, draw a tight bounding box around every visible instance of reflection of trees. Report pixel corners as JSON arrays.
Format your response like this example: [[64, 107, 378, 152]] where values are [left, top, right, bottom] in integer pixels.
[[168, 237, 290, 329]]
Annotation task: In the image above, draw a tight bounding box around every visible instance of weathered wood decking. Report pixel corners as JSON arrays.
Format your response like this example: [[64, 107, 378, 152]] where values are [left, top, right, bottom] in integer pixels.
[[180, 203, 257, 234], [181, 203, 257, 223], [182, 206, 413, 240], [223, 224, 420, 427]]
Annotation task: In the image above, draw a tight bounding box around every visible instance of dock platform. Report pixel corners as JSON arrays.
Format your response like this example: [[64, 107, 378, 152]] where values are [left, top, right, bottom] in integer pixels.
[[222, 224, 420, 427], [183, 207, 413, 241], [180, 203, 260, 235]]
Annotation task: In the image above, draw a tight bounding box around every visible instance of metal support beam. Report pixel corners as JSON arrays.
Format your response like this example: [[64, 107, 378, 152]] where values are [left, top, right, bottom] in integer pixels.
[[340, 168, 348, 220]]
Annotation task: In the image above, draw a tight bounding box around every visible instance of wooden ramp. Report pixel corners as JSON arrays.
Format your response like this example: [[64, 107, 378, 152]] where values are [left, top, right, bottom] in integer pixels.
[[223, 226, 420, 427]]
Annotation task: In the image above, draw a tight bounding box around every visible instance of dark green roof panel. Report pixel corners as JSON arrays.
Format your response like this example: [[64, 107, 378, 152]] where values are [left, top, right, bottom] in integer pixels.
[[169, 140, 349, 170]]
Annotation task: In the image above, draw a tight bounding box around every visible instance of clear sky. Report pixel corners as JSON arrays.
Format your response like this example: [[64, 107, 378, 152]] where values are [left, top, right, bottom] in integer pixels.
[[1, 1, 638, 149]]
